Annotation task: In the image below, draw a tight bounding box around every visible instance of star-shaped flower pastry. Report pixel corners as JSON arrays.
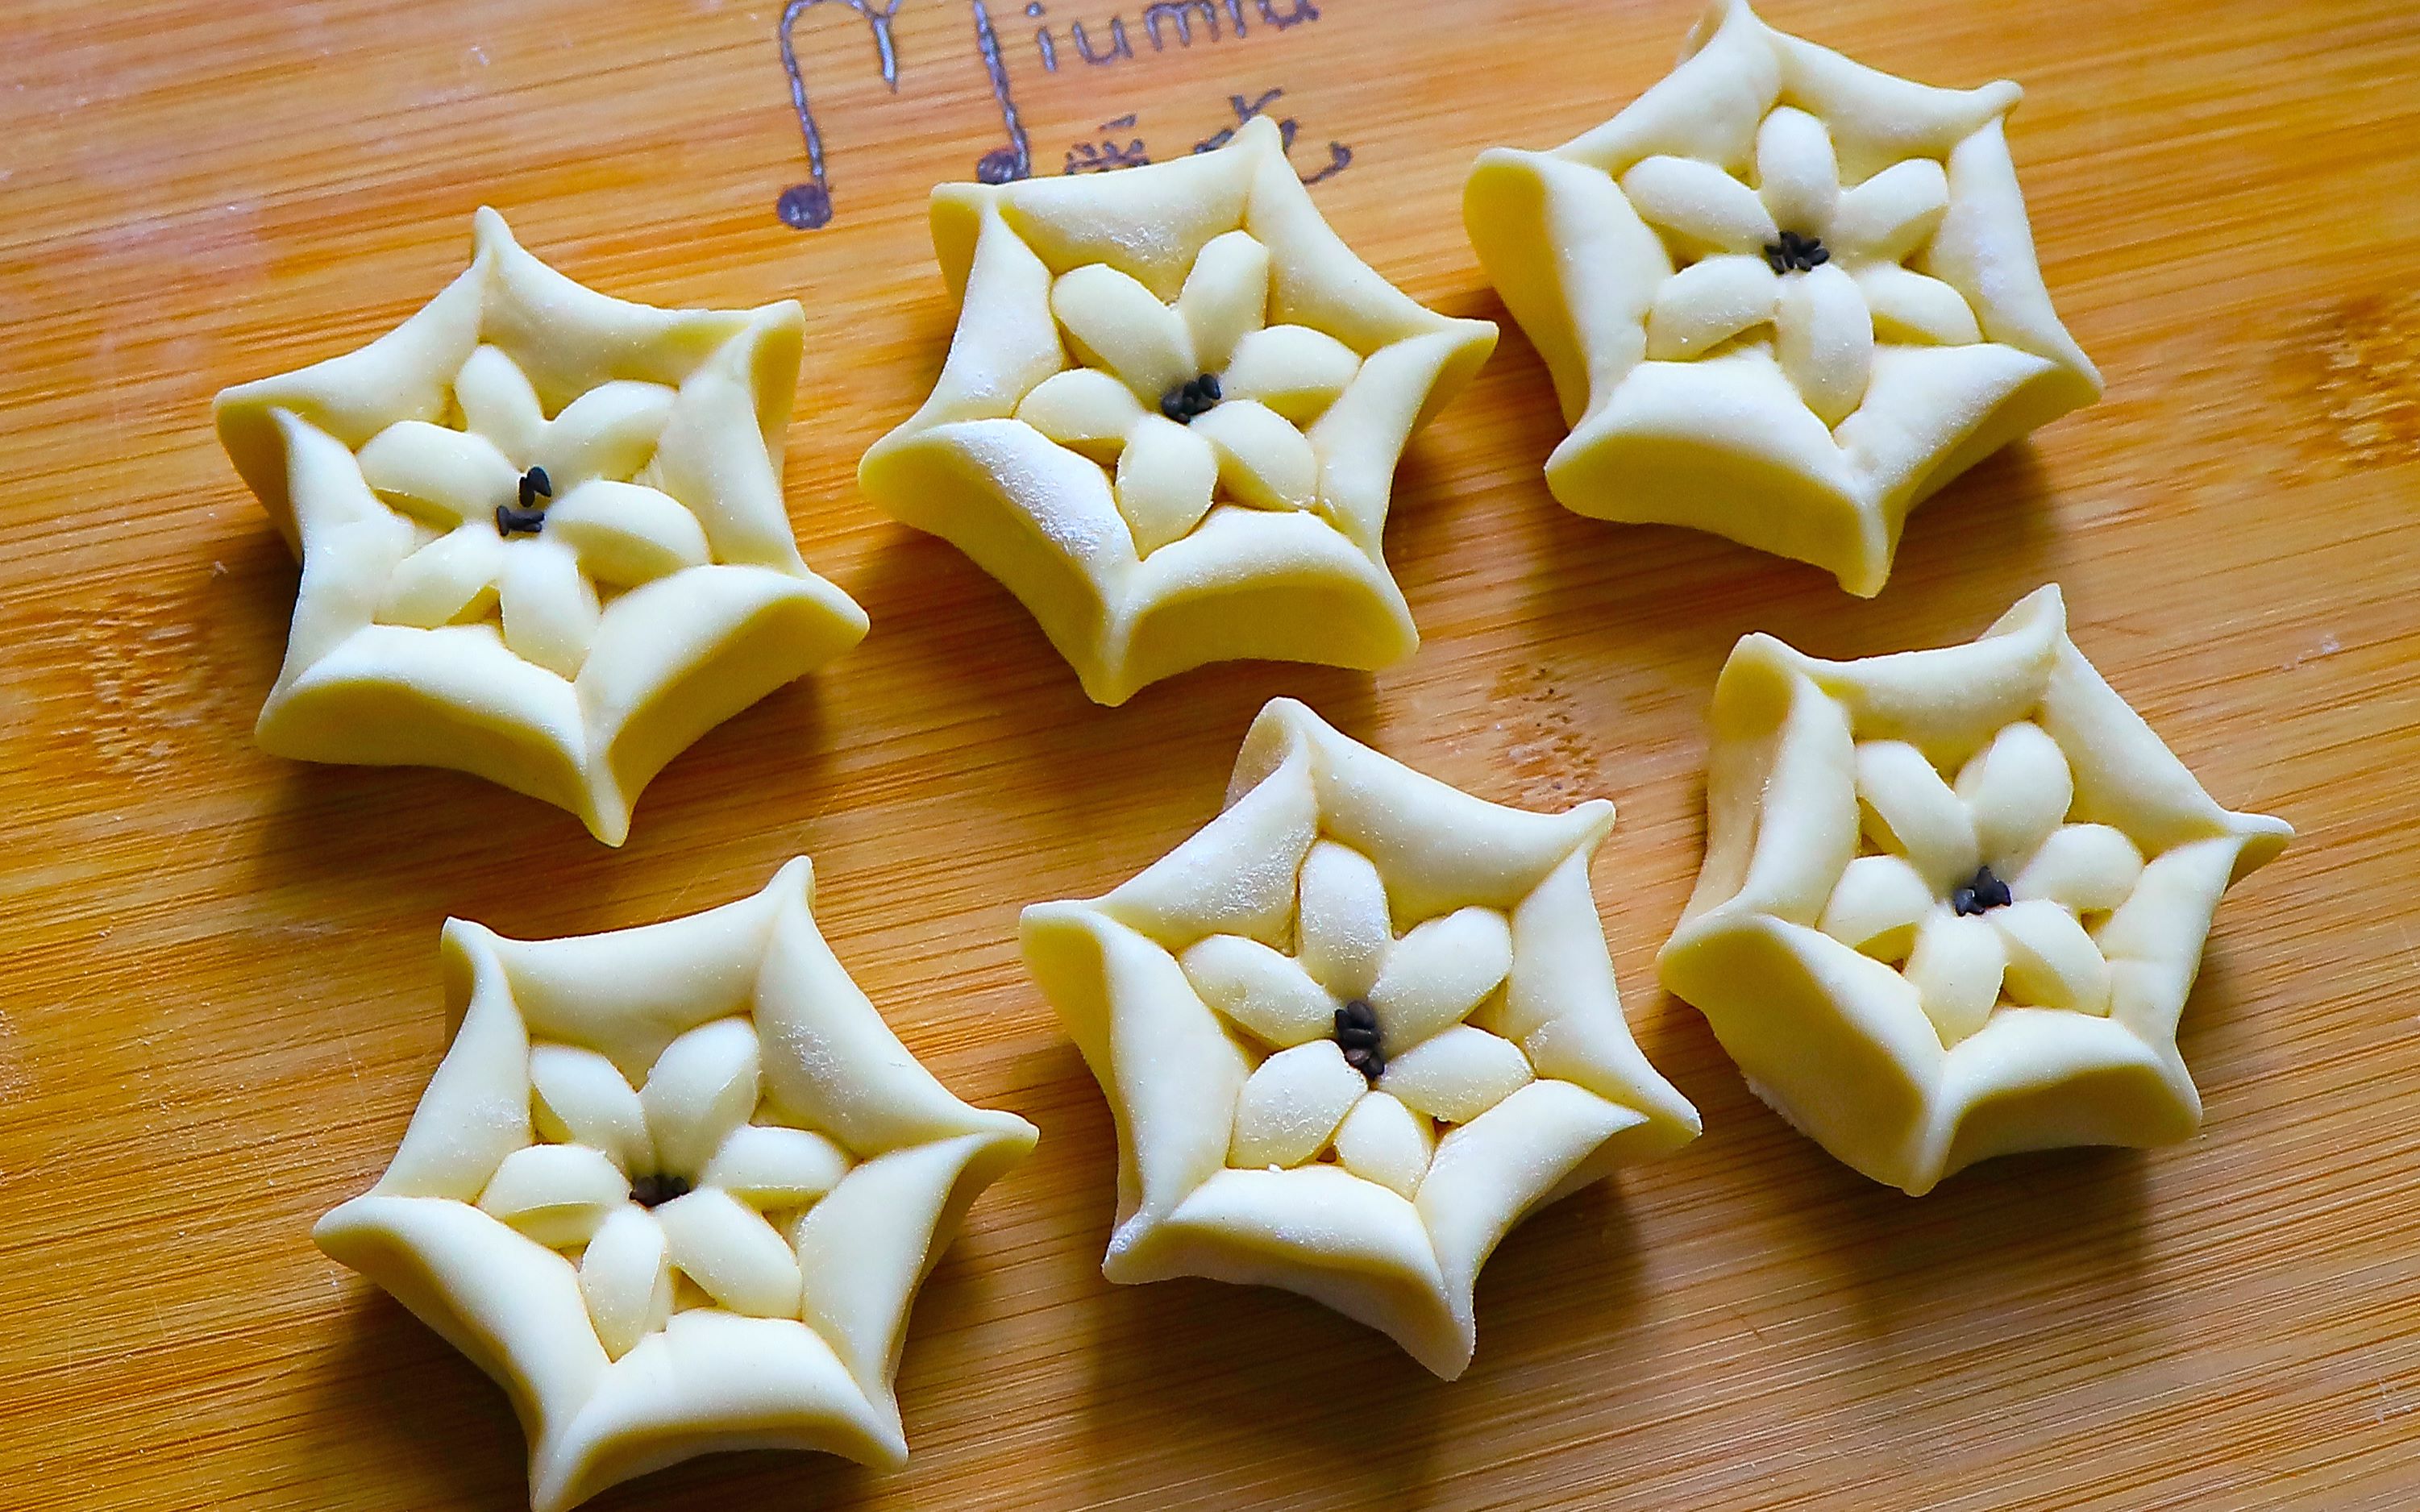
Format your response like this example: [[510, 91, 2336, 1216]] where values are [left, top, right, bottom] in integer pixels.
[[1464, 0, 2101, 596], [1021, 699, 1698, 1377], [216, 210, 869, 844], [1658, 587, 2290, 1195], [860, 116, 1497, 705], [315, 859, 1037, 1512]]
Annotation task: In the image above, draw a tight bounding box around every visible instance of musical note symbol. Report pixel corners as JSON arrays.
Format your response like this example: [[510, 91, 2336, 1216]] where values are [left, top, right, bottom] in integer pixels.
[[774, 0, 910, 230], [971, 0, 1033, 185], [775, 0, 1030, 226]]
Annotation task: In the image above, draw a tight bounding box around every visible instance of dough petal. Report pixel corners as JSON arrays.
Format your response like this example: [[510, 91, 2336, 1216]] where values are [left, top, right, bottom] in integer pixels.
[[790, 1132, 1026, 1403], [701, 1124, 852, 1206], [1179, 933, 1337, 1049], [1620, 155, 1777, 254], [1415, 1079, 1637, 1334], [369, 930, 534, 1198], [1995, 899, 2112, 1015], [1829, 158, 1949, 264], [1755, 106, 1840, 239], [497, 539, 601, 679], [358, 420, 518, 527], [1229, 1040, 1366, 1169], [1296, 839, 1392, 1001], [752, 869, 1034, 1161], [1220, 324, 1361, 424], [1905, 909, 2006, 1046], [1191, 398, 1317, 513], [1368, 907, 1516, 1053], [1175, 230, 1271, 376], [1332, 1091, 1434, 1198], [655, 1186, 802, 1319], [1645, 254, 1781, 360], [1855, 740, 1980, 890], [530, 1042, 655, 1173], [1014, 367, 1146, 459], [1859, 264, 1982, 347], [1113, 414, 1220, 555], [540, 379, 676, 489], [1050, 263, 1195, 401], [1818, 853, 1934, 960], [453, 343, 547, 461], [1775, 262, 1873, 426], [1379, 1025, 1533, 1125], [578, 1205, 673, 1360], [1956, 721, 2075, 871], [2014, 823, 2145, 916], [477, 1142, 630, 1248], [546, 480, 710, 587], [1100, 747, 1318, 948], [380, 524, 505, 627], [639, 1018, 762, 1180]]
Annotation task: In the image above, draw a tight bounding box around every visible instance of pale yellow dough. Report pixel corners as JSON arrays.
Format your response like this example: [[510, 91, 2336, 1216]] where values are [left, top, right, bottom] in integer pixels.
[[314, 860, 1036, 1512], [861, 116, 1497, 705], [1658, 587, 2289, 1195], [1464, 0, 2100, 596], [1021, 699, 1698, 1377], [216, 210, 868, 844]]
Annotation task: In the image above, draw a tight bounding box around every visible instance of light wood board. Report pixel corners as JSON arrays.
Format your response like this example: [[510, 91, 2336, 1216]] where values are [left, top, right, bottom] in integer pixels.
[[5, 0, 2418, 1506]]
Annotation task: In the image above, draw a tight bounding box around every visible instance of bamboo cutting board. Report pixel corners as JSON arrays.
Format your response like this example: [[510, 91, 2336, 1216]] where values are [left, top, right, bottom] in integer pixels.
[[5, 0, 2418, 1506]]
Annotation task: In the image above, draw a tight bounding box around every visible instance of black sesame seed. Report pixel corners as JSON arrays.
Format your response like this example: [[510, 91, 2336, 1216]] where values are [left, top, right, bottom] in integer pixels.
[[518, 466, 553, 508], [496, 503, 547, 537], [1949, 865, 2013, 917], [1158, 372, 1223, 423], [1761, 230, 1830, 275], [1335, 999, 1384, 1082], [629, 1172, 690, 1209]]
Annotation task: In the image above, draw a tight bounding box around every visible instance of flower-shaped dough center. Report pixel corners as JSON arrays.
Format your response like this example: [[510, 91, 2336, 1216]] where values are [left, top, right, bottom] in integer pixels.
[[1815, 719, 2150, 1046], [472, 1016, 854, 1359], [1623, 105, 1985, 426], [1012, 228, 1365, 556], [357, 344, 715, 679], [1175, 837, 1535, 1198]]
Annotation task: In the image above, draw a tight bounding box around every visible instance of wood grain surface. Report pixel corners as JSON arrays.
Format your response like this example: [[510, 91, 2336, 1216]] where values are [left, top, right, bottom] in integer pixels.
[[4, 1, 2416, 1507]]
